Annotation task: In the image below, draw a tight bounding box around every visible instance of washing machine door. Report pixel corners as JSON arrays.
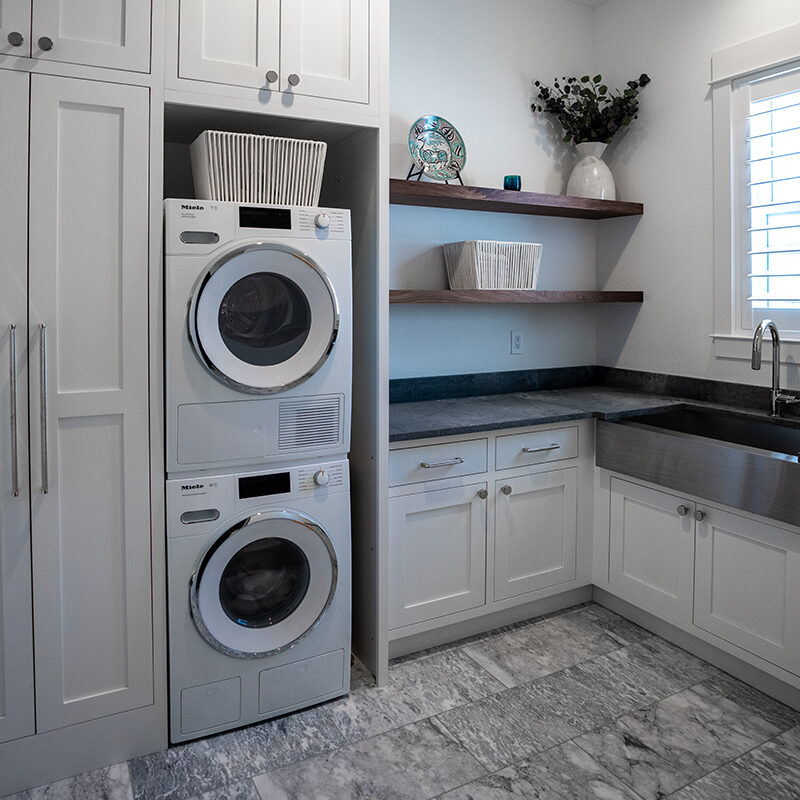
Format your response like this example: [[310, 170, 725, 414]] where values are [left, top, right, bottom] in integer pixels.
[[189, 243, 339, 394], [190, 510, 338, 658]]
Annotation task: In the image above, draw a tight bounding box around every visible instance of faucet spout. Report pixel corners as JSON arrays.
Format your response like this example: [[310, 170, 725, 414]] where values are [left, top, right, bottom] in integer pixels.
[[751, 319, 783, 416]]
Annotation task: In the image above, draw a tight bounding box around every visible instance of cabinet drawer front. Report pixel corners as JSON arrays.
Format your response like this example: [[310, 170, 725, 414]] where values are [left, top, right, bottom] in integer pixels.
[[495, 426, 578, 470], [389, 439, 487, 487]]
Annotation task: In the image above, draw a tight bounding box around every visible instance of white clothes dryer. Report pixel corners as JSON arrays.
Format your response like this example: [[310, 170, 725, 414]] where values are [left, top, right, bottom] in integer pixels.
[[166, 458, 351, 743], [165, 200, 352, 476]]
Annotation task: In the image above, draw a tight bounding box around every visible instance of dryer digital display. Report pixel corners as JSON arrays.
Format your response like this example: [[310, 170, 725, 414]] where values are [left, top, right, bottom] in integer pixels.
[[239, 472, 291, 499], [239, 206, 292, 229]]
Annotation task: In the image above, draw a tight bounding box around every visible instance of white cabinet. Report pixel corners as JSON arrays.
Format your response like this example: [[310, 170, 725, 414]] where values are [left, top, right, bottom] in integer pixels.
[[388, 483, 487, 629], [0, 71, 153, 741], [608, 477, 695, 622], [494, 467, 577, 601], [695, 506, 800, 675], [178, 0, 370, 103], [1, 0, 151, 72]]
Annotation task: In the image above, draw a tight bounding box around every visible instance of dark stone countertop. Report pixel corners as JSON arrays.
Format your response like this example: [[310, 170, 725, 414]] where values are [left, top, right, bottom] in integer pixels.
[[388, 386, 799, 442]]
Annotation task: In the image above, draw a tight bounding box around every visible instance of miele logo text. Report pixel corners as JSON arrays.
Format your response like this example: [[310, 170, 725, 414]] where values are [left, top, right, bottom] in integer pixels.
[[181, 483, 204, 491], [181, 204, 204, 211]]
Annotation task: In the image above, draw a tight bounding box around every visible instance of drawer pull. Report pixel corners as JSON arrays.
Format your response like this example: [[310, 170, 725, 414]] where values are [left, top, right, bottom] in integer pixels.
[[420, 457, 464, 469], [677, 505, 689, 517], [522, 443, 561, 454]]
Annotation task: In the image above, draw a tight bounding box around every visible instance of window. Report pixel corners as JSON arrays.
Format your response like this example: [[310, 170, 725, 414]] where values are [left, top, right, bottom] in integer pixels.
[[712, 23, 800, 346]]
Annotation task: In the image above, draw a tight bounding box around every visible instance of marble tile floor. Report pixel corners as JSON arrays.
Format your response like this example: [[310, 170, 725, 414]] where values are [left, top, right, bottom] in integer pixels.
[[7, 603, 800, 800]]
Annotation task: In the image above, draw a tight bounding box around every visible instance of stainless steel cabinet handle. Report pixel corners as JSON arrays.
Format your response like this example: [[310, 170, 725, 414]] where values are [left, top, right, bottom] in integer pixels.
[[677, 505, 689, 517], [420, 457, 464, 469], [477, 489, 488, 500], [37, 36, 54, 51], [39, 324, 48, 494], [9, 325, 19, 497], [501, 485, 512, 495], [287, 73, 301, 86], [265, 70, 278, 83], [522, 443, 561, 454], [7, 31, 24, 47], [694, 509, 706, 522]]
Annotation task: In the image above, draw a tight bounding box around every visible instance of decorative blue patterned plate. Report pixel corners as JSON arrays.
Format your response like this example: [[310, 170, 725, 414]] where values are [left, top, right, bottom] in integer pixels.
[[408, 115, 467, 181]]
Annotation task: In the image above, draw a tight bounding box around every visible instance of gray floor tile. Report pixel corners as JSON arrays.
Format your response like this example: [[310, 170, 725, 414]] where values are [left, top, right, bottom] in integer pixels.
[[439, 741, 644, 800], [349, 654, 372, 684], [462, 605, 649, 688], [574, 682, 783, 800], [251, 718, 485, 800], [328, 649, 506, 742], [4, 763, 133, 800], [668, 725, 800, 800], [186, 780, 261, 800], [128, 705, 346, 800]]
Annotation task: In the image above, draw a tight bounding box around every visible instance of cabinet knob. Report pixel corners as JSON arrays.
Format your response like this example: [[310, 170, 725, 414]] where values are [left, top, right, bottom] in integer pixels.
[[477, 489, 488, 500], [694, 509, 706, 522], [7, 31, 24, 47], [38, 36, 54, 51], [501, 485, 512, 495], [287, 73, 301, 87], [265, 70, 278, 84], [677, 505, 689, 517]]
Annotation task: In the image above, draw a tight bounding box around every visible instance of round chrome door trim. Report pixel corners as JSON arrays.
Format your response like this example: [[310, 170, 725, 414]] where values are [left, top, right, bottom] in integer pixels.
[[189, 509, 339, 660], [188, 242, 340, 395]]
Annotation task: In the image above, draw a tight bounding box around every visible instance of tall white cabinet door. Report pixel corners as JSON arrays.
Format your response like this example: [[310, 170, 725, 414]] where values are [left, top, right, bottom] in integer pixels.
[[280, 0, 369, 102], [494, 468, 577, 601], [27, 75, 153, 732], [389, 484, 487, 629], [178, 0, 280, 89], [609, 478, 695, 622], [695, 507, 800, 675], [32, 0, 151, 72], [0, 69, 33, 745], [0, 0, 32, 57]]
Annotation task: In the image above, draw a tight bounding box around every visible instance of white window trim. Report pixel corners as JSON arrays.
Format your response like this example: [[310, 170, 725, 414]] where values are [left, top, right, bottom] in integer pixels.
[[711, 22, 800, 363]]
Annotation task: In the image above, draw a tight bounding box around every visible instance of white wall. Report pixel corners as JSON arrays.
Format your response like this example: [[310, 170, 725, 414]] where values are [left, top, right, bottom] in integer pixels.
[[595, 0, 800, 390], [389, 0, 599, 379]]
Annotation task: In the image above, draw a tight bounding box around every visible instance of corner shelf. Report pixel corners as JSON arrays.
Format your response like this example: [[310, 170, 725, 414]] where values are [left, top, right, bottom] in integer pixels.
[[389, 289, 644, 304], [389, 178, 644, 219]]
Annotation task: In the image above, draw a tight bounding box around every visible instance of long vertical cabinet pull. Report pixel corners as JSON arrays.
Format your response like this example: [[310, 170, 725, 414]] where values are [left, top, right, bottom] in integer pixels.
[[9, 324, 19, 496], [39, 323, 48, 494]]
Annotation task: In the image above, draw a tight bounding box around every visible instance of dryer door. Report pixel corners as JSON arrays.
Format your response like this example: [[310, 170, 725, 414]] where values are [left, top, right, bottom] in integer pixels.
[[189, 243, 338, 394], [190, 510, 338, 658]]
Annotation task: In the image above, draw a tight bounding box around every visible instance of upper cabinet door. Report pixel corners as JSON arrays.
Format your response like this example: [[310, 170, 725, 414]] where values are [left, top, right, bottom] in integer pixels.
[[27, 74, 153, 731], [32, 0, 151, 72], [0, 0, 32, 57], [281, 0, 369, 103], [178, 0, 280, 89], [0, 68, 34, 746]]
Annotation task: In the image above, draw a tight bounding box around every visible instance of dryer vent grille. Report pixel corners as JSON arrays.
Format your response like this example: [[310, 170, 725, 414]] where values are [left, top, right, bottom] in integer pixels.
[[278, 396, 343, 451]]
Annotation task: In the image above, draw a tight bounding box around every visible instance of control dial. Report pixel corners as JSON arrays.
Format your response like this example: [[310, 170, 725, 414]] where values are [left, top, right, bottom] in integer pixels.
[[313, 469, 330, 487], [314, 213, 331, 230]]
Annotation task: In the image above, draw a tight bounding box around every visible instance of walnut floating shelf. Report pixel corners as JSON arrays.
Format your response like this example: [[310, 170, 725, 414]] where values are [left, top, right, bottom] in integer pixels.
[[389, 290, 644, 304], [389, 178, 644, 219]]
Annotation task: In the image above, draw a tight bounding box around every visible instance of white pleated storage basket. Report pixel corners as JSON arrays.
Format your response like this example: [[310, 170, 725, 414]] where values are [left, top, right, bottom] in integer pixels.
[[190, 130, 327, 205], [443, 241, 543, 289]]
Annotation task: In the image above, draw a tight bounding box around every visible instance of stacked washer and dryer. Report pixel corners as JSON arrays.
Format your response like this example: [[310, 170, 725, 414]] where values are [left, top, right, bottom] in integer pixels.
[[164, 199, 353, 743]]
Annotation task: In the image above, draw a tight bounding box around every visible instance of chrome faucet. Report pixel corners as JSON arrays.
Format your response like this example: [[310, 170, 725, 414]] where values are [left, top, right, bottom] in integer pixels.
[[751, 319, 800, 416]]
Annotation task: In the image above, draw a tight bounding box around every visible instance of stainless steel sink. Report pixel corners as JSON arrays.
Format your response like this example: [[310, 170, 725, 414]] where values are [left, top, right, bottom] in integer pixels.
[[596, 406, 800, 528]]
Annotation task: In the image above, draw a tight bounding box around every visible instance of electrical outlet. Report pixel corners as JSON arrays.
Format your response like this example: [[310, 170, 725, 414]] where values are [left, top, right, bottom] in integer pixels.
[[511, 330, 523, 355]]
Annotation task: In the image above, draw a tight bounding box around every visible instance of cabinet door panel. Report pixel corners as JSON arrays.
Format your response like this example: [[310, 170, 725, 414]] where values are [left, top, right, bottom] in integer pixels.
[[0, 69, 33, 745], [695, 507, 800, 675], [32, 0, 151, 72], [609, 478, 694, 622], [178, 0, 280, 89], [28, 75, 153, 731], [494, 468, 577, 601], [389, 484, 486, 629], [0, 0, 31, 57], [281, 0, 369, 102]]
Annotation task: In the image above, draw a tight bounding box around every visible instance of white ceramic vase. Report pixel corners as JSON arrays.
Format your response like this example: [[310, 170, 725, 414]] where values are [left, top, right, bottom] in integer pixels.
[[566, 141, 616, 200]]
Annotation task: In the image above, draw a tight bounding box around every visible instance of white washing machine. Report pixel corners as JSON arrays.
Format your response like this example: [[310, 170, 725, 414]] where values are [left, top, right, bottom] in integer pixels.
[[165, 200, 352, 476], [166, 458, 351, 743]]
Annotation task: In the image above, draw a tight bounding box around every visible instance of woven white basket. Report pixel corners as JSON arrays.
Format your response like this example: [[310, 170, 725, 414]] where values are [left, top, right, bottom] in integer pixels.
[[442, 241, 543, 289], [190, 130, 327, 206]]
